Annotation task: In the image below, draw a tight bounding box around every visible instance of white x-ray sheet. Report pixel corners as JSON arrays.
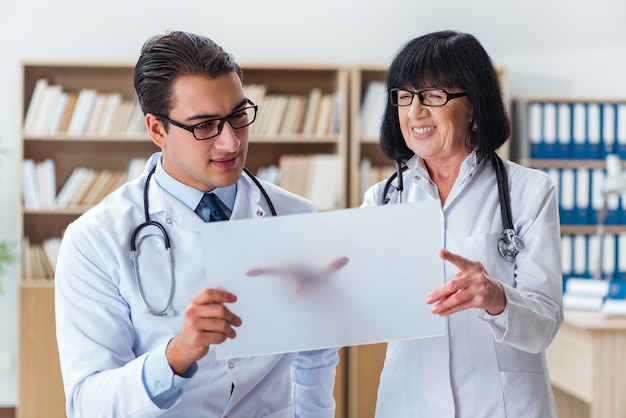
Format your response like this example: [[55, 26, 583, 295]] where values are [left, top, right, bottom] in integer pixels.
[[201, 200, 445, 360]]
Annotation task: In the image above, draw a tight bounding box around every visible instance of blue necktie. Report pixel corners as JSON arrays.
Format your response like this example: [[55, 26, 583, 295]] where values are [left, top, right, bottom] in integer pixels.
[[196, 193, 230, 222]]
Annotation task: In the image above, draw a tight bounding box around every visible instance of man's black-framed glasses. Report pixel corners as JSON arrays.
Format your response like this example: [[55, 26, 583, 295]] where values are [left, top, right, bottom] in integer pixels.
[[389, 88, 468, 107], [156, 99, 258, 140]]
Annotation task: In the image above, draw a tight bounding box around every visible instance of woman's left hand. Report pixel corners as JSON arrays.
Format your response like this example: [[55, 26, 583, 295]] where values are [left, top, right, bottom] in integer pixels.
[[426, 249, 506, 316]]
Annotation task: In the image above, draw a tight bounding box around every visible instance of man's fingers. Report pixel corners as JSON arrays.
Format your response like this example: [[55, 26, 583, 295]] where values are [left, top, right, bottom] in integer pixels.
[[193, 288, 237, 304]]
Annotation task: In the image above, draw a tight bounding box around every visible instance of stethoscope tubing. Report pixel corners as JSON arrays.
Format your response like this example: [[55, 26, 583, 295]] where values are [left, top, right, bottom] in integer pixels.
[[131, 165, 276, 316], [381, 154, 523, 261]]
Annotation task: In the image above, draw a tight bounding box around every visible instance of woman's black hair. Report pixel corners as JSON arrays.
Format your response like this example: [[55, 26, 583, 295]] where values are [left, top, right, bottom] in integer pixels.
[[379, 30, 510, 164]]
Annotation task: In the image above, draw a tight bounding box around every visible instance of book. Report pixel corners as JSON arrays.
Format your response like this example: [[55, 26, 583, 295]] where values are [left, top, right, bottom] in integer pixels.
[[314, 94, 334, 136], [36, 159, 56, 208], [21, 237, 31, 280], [97, 93, 122, 135], [264, 95, 288, 136], [79, 169, 114, 205], [68, 169, 97, 207], [527, 102, 543, 158], [306, 154, 341, 211], [21, 159, 41, 209], [556, 102, 572, 158], [360, 81, 386, 138], [114, 101, 136, 134], [86, 93, 108, 135], [68, 88, 98, 134], [571, 103, 587, 159], [301, 88, 322, 135], [602, 103, 616, 155], [32, 84, 63, 135], [542, 102, 557, 158], [278, 95, 305, 135], [46, 91, 69, 135], [125, 103, 147, 135], [98, 169, 128, 198], [587, 103, 602, 158], [42, 237, 62, 272], [57, 92, 79, 133], [56, 167, 89, 208], [23, 78, 49, 135], [253, 94, 277, 135]]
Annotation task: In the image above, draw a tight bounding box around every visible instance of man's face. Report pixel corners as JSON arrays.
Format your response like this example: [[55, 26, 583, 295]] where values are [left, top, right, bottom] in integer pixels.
[[148, 72, 250, 192]]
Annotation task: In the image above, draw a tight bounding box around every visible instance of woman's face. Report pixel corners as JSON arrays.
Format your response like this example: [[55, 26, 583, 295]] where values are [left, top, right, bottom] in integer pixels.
[[397, 87, 473, 165]]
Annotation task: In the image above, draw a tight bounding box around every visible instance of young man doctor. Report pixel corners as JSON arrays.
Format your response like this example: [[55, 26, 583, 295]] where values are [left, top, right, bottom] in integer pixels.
[[55, 31, 338, 417]]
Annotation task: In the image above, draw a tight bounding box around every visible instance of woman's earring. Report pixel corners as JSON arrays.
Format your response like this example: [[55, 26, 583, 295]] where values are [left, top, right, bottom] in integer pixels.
[[471, 121, 478, 132]]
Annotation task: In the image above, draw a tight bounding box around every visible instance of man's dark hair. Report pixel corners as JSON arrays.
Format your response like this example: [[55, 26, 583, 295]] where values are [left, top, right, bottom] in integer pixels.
[[134, 31, 242, 117]]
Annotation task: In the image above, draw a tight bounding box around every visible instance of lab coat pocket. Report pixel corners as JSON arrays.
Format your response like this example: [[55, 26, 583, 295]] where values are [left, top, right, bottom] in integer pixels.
[[463, 233, 516, 287], [500, 371, 556, 417], [263, 404, 294, 417]]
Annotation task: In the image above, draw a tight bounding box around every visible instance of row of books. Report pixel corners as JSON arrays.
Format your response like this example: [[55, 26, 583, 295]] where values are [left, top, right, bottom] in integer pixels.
[[22, 158, 146, 210], [526, 101, 626, 159], [23, 78, 146, 137], [359, 81, 386, 138], [562, 277, 626, 316], [359, 158, 395, 197], [243, 84, 339, 137], [256, 154, 342, 211], [21, 236, 61, 280], [561, 233, 626, 282], [542, 167, 626, 225]]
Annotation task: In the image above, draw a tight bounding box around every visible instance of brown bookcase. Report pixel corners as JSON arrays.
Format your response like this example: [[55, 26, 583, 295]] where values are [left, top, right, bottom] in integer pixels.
[[18, 61, 350, 418]]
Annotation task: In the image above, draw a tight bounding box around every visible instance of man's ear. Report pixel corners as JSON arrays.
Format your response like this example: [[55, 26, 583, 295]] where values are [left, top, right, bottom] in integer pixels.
[[145, 113, 167, 148]]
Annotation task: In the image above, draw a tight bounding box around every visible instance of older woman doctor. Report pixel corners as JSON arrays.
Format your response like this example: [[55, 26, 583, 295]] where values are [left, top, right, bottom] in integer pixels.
[[362, 30, 563, 417]]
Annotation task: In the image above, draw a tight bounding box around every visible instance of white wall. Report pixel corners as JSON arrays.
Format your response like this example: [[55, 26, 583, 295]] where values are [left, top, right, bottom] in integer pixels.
[[0, 0, 625, 407]]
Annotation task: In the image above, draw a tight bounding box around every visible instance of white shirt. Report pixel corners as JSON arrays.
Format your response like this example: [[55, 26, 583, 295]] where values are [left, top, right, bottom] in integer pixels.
[[55, 153, 338, 418], [363, 153, 563, 418]]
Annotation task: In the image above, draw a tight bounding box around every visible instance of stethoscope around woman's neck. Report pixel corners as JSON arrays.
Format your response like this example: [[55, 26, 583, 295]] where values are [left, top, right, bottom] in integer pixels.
[[130, 165, 277, 316], [381, 154, 524, 262]]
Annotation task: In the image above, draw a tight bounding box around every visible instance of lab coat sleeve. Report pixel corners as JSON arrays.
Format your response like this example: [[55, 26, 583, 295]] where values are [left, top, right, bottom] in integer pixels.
[[55, 219, 169, 418], [291, 348, 339, 418], [478, 171, 563, 353]]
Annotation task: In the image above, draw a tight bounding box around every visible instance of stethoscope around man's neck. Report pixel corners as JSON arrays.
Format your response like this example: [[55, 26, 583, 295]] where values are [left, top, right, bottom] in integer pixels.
[[130, 165, 277, 316], [381, 153, 524, 262]]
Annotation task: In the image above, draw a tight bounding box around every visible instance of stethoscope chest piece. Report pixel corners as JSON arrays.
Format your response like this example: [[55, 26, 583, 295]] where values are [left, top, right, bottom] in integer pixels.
[[498, 228, 525, 262]]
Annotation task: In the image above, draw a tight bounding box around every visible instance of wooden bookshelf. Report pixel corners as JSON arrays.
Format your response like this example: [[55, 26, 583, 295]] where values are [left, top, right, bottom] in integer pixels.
[[348, 65, 389, 208], [511, 96, 626, 280], [18, 61, 349, 418]]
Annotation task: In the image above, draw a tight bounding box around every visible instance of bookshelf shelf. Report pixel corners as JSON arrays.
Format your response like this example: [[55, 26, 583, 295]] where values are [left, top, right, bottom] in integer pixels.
[[18, 61, 349, 418], [24, 134, 150, 142]]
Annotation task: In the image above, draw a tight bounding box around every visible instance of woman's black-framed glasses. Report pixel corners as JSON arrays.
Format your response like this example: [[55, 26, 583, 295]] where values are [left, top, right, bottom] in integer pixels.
[[156, 99, 258, 140], [390, 88, 467, 107]]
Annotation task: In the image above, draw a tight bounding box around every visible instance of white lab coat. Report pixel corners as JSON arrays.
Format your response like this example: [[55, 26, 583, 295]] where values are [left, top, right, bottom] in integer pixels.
[[55, 153, 338, 418], [363, 153, 563, 418]]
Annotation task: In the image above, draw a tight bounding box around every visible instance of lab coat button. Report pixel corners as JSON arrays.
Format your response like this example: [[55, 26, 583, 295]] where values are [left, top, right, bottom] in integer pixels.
[[228, 362, 235, 369], [256, 210, 264, 217], [165, 217, 173, 225]]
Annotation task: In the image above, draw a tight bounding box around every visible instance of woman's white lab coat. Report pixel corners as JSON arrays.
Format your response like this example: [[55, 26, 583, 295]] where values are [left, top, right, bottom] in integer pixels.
[[363, 153, 563, 418], [55, 153, 338, 418]]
